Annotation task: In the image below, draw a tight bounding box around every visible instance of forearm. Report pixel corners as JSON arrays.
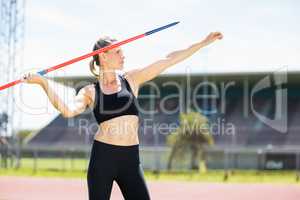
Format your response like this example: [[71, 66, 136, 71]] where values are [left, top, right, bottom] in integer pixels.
[[39, 78, 72, 117], [166, 40, 208, 65], [132, 32, 222, 84], [141, 41, 208, 79]]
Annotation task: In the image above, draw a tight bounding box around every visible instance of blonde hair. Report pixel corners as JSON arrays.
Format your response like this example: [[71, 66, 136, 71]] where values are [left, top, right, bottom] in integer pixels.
[[89, 60, 99, 77], [89, 36, 117, 77]]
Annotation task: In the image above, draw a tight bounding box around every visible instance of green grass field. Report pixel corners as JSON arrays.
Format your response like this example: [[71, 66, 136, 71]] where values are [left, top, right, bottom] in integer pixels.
[[0, 158, 299, 184]]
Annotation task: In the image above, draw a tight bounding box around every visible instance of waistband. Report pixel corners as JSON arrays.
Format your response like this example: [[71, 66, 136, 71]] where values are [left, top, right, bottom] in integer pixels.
[[93, 139, 139, 150], [91, 139, 140, 165]]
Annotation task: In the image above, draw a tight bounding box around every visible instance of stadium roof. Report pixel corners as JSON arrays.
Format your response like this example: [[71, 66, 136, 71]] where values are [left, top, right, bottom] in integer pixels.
[[48, 70, 300, 88]]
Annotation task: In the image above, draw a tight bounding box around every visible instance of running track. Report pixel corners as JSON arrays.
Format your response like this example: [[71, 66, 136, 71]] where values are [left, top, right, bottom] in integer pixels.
[[0, 176, 299, 200]]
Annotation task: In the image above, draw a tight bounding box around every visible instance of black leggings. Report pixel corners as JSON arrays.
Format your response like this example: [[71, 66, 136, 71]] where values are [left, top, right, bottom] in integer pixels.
[[87, 140, 151, 200]]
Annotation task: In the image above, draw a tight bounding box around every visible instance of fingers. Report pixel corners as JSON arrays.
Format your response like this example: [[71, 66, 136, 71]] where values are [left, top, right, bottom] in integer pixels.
[[21, 73, 28, 83], [209, 32, 223, 38], [21, 72, 33, 83], [21, 72, 45, 85], [213, 32, 223, 40], [206, 32, 223, 43]]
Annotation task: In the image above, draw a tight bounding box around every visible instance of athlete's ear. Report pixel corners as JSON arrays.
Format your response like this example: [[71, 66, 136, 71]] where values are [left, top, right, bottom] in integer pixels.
[[98, 52, 107, 62]]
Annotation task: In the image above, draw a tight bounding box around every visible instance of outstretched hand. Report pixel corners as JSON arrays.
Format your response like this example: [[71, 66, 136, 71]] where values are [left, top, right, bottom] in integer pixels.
[[21, 72, 46, 85], [203, 32, 223, 45]]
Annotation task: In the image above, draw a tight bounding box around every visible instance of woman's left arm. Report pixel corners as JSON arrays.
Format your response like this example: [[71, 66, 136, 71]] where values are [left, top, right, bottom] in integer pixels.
[[126, 32, 223, 86]]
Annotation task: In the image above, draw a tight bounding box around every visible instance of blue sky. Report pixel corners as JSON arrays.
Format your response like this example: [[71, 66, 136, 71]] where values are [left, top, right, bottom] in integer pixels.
[[10, 0, 300, 130]]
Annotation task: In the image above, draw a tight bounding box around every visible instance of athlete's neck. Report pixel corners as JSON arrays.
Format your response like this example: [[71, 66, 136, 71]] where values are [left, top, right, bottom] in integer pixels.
[[99, 70, 118, 86]]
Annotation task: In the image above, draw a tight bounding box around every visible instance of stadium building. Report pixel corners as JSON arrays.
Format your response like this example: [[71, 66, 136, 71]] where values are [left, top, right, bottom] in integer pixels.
[[25, 71, 300, 170]]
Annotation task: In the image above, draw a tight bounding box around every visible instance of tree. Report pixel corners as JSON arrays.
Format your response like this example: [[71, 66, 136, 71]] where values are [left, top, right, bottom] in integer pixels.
[[167, 112, 214, 171]]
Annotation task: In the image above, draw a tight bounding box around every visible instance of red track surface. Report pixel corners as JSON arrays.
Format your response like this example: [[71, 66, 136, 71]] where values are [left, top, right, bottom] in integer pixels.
[[0, 176, 299, 200]]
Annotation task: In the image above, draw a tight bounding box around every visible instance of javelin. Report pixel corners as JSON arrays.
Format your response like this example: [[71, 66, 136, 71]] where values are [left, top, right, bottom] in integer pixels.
[[0, 21, 180, 91]]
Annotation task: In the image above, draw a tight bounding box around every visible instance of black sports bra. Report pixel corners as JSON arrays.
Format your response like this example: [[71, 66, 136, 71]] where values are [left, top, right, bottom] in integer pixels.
[[92, 75, 139, 124]]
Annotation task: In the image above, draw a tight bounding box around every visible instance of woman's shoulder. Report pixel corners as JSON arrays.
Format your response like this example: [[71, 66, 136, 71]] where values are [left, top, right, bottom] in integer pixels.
[[79, 82, 96, 108], [122, 70, 140, 97], [122, 69, 140, 77]]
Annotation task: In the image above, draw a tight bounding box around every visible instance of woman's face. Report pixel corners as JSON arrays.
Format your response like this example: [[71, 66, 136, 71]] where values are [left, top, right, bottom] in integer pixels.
[[99, 47, 125, 70]]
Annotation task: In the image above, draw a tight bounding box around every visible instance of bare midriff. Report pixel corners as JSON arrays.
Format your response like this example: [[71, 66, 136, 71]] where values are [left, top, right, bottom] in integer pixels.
[[94, 115, 139, 146]]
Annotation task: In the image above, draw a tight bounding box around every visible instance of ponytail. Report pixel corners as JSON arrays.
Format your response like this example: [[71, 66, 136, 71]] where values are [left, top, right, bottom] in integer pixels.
[[89, 59, 99, 77], [89, 36, 117, 77]]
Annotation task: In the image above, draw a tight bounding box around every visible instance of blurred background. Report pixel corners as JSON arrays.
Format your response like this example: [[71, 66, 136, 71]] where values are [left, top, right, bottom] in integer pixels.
[[0, 0, 300, 195]]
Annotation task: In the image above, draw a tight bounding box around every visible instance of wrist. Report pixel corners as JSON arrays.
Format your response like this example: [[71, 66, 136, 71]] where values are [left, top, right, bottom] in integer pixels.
[[201, 39, 212, 46], [39, 77, 48, 88]]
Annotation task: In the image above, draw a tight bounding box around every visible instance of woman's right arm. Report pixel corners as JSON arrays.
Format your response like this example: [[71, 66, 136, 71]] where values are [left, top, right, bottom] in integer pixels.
[[21, 73, 92, 118]]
